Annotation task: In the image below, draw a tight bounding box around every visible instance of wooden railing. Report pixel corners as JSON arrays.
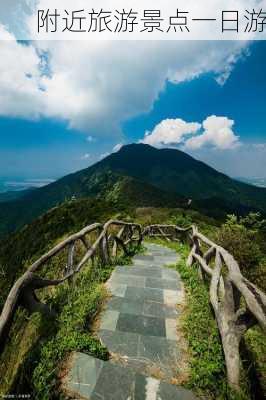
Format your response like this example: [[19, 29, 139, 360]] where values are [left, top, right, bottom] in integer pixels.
[[0, 220, 142, 354], [147, 223, 266, 392], [0, 220, 265, 392]]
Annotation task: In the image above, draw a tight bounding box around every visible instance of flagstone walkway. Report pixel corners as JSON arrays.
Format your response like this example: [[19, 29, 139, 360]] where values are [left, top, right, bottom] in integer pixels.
[[64, 243, 198, 400]]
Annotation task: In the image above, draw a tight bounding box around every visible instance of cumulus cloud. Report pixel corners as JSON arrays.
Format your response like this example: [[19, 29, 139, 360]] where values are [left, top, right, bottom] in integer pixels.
[[141, 119, 201, 147], [184, 116, 240, 150], [0, 20, 250, 137], [0, 25, 44, 119], [141, 115, 240, 151]]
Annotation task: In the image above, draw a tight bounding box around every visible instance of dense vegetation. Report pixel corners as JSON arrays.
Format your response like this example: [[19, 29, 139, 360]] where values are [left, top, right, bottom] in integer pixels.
[[0, 197, 121, 310], [0, 253, 125, 398], [98, 144, 266, 213], [0, 185, 265, 398], [215, 213, 266, 292], [0, 196, 139, 398], [0, 188, 34, 203]]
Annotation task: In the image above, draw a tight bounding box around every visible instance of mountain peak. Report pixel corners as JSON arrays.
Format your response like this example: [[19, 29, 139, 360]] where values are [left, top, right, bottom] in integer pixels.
[[116, 142, 156, 153], [1, 141, 266, 238], [112, 142, 194, 161]]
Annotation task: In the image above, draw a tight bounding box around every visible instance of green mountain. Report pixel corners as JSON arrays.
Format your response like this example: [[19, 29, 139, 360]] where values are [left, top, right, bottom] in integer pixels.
[[0, 188, 35, 203], [0, 143, 265, 237], [99, 144, 266, 209], [0, 169, 182, 237]]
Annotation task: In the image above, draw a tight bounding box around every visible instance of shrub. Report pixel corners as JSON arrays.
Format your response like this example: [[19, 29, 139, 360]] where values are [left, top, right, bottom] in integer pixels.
[[214, 214, 263, 281]]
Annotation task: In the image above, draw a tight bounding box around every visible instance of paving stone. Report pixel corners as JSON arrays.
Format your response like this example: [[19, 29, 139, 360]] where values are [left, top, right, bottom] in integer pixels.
[[107, 296, 144, 316], [154, 257, 178, 266], [99, 310, 119, 331], [106, 282, 127, 297], [143, 300, 178, 319], [114, 265, 135, 274], [91, 362, 135, 400], [106, 295, 125, 310], [110, 273, 146, 288], [134, 374, 198, 400], [165, 318, 178, 340], [117, 313, 166, 337], [99, 329, 139, 357], [133, 261, 157, 269], [134, 374, 161, 399], [66, 353, 198, 400], [134, 254, 154, 262], [64, 243, 201, 400], [145, 249, 173, 257], [162, 269, 180, 281], [158, 381, 198, 400], [146, 277, 179, 290], [144, 244, 173, 253], [115, 266, 162, 278], [125, 286, 164, 303], [131, 268, 163, 277], [163, 289, 181, 305], [68, 352, 103, 398], [138, 335, 180, 365]]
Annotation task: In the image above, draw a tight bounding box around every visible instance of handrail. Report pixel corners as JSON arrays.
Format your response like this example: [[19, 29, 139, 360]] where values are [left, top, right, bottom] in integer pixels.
[[145, 223, 266, 392], [0, 219, 142, 354], [0, 219, 265, 393]]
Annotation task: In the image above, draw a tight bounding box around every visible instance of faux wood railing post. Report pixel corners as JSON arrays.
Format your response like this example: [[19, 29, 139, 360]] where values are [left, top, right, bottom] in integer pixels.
[[188, 228, 266, 392], [0, 217, 265, 394], [99, 233, 109, 265], [112, 226, 125, 258], [65, 242, 75, 286]]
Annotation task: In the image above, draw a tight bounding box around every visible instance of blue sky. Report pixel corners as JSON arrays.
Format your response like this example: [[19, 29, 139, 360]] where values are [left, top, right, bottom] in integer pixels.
[[0, 37, 265, 186], [124, 41, 266, 143]]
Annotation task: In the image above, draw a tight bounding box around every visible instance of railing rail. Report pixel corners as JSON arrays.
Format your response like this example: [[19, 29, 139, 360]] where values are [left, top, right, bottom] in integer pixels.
[[0, 219, 265, 393], [146, 223, 266, 392], [0, 219, 142, 354]]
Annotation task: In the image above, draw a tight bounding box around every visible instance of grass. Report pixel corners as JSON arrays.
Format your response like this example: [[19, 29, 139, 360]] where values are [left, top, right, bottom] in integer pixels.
[[148, 238, 254, 400], [30, 282, 108, 399], [3, 264, 110, 399], [244, 327, 266, 397], [1, 211, 264, 399], [0, 243, 140, 399], [176, 253, 228, 399]]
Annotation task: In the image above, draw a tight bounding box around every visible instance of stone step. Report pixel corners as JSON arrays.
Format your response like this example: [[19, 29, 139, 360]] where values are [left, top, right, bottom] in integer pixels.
[[65, 352, 198, 400], [63, 243, 197, 400]]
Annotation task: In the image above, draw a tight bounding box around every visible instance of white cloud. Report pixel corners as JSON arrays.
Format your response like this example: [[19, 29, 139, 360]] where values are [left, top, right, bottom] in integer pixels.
[[141, 119, 201, 147], [184, 115, 240, 150], [98, 143, 123, 160], [81, 153, 91, 160], [86, 136, 95, 142], [99, 152, 110, 160], [141, 115, 240, 151], [252, 143, 266, 150], [112, 143, 123, 152], [0, 25, 44, 119], [0, 22, 250, 137]]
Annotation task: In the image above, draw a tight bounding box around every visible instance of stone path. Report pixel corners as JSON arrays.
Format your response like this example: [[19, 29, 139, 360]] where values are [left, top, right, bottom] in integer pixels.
[[65, 243, 198, 400]]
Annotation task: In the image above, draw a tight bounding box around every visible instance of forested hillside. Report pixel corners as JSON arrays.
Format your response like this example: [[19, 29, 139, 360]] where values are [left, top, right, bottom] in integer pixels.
[[1, 144, 266, 238]]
